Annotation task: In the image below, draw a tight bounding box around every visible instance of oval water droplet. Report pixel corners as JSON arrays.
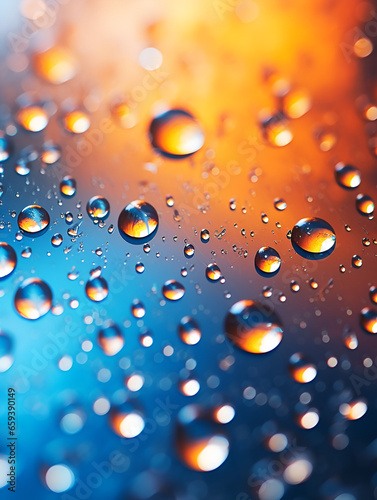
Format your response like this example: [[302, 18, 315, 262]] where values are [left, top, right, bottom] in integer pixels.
[[288, 353, 317, 383], [360, 307, 377, 334], [178, 316, 201, 345], [63, 110, 90, 134], [60, 176, 76, 197], [335, 163, 361, 189], [16, 105, 48, 132], [356, 193, 374, 215], [18, 205, 50, 235], [206, 263, 222, 282], [291, 217, 336, 258], [14, 277, 52, 319], [86, 196, 110, 220], [162, 280, 185, 301], [0, 330, 13, 372], [109, 401, 145, 438], [85, 277, 109, 302], [255, 246, 281, 275], [98, 322, 124, 355], [118, 200, 158, 240]]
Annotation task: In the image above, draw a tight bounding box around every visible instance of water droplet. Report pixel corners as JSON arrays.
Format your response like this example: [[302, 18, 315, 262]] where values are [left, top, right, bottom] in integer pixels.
[[51, 233, 63, 247], [360, 307, 377, 333], [178, 316, 201, 345], [206, 262, 222, 282], [18, 205, 50, 235], [200, 229, 210, 243], [60, 176, 76, 197], [162, 280, 185, 301], [340, 399, 367, 420], [98, 323, 124, 355], [149, 109, 204, 158], [343, 330, 358, 350], [34, 46, 77, 84], [335, 163, 361, 189], [166, 195, 174, 207], [0, 132, 12, 162], [40, 143, 61, 165], [184, 243, 195, 258], [15, 158, 30, 176], [16, 105, 48, 132], [111, 99, 137, 129], [288, 353, 317, 383], [260, 111, 293, 147], [290, 280, 300, 292], [110, 402, 145, 438], [86, 196, 110, 220], [63, 110, 90, 134], [352, 255, 362, 268], [0, 242, 17, 278], [369, 286, 377, 304], [135, 262, 144, 274], [118, 200, 158, 240], [175, 405, 229, 471], [339, 264, 346, 273], [356, 193, 374, 215], [85, 277, 109, 302], [45, 464, 75, 493], [224, 299, 283, 353], [255, 246, 281, 275], [291, 217, 336, 258], [143, 243, 151, 253], [274, 198, 287, 211], [14, 277, 52, 319], [179, 379, 200, 397], [21, 247, 32, 258], [131, 300, 145, 318]]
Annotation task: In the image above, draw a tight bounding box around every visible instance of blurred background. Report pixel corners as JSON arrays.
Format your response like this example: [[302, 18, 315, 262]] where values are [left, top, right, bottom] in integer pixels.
[[0, 0, 377, 499]]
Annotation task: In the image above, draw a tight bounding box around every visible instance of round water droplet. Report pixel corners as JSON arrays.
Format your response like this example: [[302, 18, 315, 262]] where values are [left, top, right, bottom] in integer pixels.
[[111, 99, 137, 129], [16, 105, 48, 132], [178, 316, 201, 345], [206, 263, 222, 282], [356, 193, 374, 215], [352, 255, 363, 268], [0, 331, 13, 372], [291, 217, 336, 258], [51, 233, 63, 247], [60, 176, 76, 197], [0, 242, 17, 278], [14, 277, 52, 319], [162, 280, 185, 301], [288, 353, 317, 383], [184, 243, 195, 258], [63, 110, 90, 134], [274, 198, 287, 211], [109, 401, 145, 438], [86, 196, 110, 220], [34, 46, 77, 84], [135, 262, 144, 274], [131, 300, 145, 318], [255, 246, 281, 275], [166, 195, 174, 207], [260, 111, 293, 147], [85, 277, 109, 302], [40, 143, 61, 165], [18, 205, 50, 235], [175, 405, 229, 471], [335, 163, 361, 189], [360, 307, 377, 333], [118, 200, 158, 240], [224, 299, 283, 353], [343, 330, 358, 350], [149, 109, 205, 158], [21, 247, 32, 258], [200, 229, 210, 243], [15, 158, 30, 176], [98, 323, 124, 355]]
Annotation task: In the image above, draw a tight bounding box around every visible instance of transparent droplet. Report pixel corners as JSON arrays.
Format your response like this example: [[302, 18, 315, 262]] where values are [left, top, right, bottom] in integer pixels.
[[224, 299, 283, 353], [143, 243, 151, 253], [284, 89, 311, 118], [184, 243, 195, 258], [0, 330, 13, 372], [16, 105, 48, 132], [175, 405, 229, 471], [118, 200, 158, 239], [131, 300, 145, 318], [343, 330, 358, 350], [135, 262, 144, 274], [166, 195, 174, 207], [51, 233, 63, 247], [85, 277, 109, 302], [0, 132, 12, 162], [149, 109, 205, 158], [40, 143, 61, 165], [98, 322, 124, 355], [255, 246, 281, 275], [111, 99, 137, 129], [86, 196, 110, 220], [356, 193, 374, 215], [15, 158, 30, 176], [109, 402, 145, 438], [352, 255, 362, 268], [291, 217, 336, 258], [65, 212, 73, 224], [369, 286, 377, 304], [18, 205, 50, 234], [290, 280, 300, 292], [0, 242, 17, 278], [34, 46, 77, 84], [60, 176, 76, 197], [178, 316, 201, 345], [274, 198, 287, 211], [360, 307, 377, 334], [260, 111, 293, 147], [229, 199, 236, 211], [162, 280, 185, 301], [63, 110, 90, 134], [21, 247, 32, 258], [335, 163, 361, 189], [200, 229, 210, 243], [339, 264, 346, 273], [14, 277, 53, 319], [288, 353, 317, 383], [205, 262, 222, 282]]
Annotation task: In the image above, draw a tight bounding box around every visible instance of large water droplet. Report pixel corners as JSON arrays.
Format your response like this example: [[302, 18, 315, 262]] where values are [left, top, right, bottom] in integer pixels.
[[0, 242, 17, 278], [149, 109, 205, 158], [18, 205, 50, 235], [60, 176, 76, 197], [63, 110, 90, 134], [356, 193, 374, 215], [224, 299, 283, 353], [206, 263, 222, 282], [291, 217, 336, 259], [162, 280, 185, 301], [34, 46, 77, 84], [255, 246, 281, 275], [335, 163, 361, 189], [14, 277, 52, 319], [118, 200, 158, 240], [16, 105, 48, 132], [175, 405, 229, 471], [288, 353, 317, 383], [86, 196, 110, 220], [85, 277, 109, 302]]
